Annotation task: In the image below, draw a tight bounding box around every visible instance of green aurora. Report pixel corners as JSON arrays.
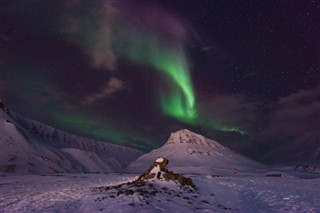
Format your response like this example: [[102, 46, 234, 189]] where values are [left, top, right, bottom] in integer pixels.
[[113, 28, 244, 134], [114, 30, 196, 123], [52, 111, 156, 149], [1, 2, 247, 154]]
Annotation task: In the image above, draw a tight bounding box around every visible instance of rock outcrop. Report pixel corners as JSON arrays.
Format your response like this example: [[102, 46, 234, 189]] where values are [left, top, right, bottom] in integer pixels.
[[137, 157, 197, 189], [92, 157, 198, 207]]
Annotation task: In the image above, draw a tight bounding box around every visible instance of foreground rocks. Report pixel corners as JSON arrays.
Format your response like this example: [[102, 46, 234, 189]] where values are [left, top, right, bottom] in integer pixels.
[[92, 178, 210, 210], [137, 157, 197, 189], [92, 157, 198, 206]]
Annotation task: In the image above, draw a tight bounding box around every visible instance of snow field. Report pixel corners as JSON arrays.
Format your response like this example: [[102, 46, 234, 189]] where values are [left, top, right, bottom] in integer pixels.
[[1, 173, 319, 213]]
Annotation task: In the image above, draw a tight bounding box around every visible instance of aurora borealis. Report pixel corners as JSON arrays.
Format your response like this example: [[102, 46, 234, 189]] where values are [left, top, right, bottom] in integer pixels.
[[115, 28, 196, 122], [1, 0, 320, 162]]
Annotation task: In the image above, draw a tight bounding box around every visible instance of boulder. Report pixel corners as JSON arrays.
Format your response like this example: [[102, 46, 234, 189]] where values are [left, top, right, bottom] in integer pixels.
[[137, 157, 197, 189]]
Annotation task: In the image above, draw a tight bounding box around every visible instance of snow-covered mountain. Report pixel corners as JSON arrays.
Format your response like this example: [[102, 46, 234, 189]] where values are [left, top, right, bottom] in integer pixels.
[[126, 129, 264, 175], [0, 106, 142, 174]]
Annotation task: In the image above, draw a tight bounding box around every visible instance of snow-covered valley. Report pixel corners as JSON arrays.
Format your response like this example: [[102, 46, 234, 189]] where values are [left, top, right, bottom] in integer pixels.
[[1, 170, 319, 213], [1, 107, 319, 212]]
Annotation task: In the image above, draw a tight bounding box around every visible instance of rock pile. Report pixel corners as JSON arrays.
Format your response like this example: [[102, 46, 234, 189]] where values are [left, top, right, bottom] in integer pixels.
[[137, 157, 197, 189], [93, 178, 203, 208], [92, 157, 199, 208]]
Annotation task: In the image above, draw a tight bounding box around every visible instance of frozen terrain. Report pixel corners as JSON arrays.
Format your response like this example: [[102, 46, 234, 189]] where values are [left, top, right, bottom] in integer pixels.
[[1, 107, 319, 212], [0, 169, 319, 213], [0, 109, 142, 174]]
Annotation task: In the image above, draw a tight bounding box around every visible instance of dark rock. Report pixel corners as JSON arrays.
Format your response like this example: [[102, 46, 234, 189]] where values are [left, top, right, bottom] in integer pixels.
[[149, 191, 157, 196], [144, 173, 156, 179], [137, 157, 197, 189], [124, 190, 134, 196], [90, 157, 198, 205], [266, 173, 282, 177], [117, 190, 123, 196]]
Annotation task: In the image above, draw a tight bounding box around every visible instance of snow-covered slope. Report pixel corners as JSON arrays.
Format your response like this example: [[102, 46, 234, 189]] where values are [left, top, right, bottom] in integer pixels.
[[127, 129, 263, 175], [1, 172, 320, 213], [0, 108, 142, 174]]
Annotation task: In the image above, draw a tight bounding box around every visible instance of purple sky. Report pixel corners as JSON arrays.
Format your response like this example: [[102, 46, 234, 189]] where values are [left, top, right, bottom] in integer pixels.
[[1, 0, 319, 163]]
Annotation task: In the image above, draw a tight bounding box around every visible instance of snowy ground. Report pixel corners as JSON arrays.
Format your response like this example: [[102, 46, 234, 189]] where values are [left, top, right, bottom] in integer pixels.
[[0, 171, 319, 213]]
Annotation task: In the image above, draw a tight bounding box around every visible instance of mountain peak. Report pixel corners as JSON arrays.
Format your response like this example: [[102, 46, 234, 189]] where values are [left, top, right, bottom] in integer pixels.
[[127, 129, 263, 174], [165, 129, 220, 147]]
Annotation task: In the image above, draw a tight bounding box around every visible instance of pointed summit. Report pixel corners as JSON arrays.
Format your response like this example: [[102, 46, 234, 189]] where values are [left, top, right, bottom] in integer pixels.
[[165, 129, 223, 148]]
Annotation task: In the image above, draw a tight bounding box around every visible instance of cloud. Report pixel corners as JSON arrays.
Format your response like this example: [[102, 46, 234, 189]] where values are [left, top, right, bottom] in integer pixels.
[[197, 85, 320, 163], [256, 85, 320, 162], [198, 94, 261, 132], [83, 77, 125, 105], [63, 1, 117, 71]]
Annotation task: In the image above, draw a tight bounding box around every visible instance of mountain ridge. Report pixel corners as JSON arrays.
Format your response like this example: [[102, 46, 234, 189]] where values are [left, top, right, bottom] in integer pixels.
[[0, 107, 142, 174]]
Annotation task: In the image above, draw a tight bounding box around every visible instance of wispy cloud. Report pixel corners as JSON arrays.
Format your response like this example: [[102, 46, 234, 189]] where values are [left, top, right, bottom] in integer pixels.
[[83, 77, 125, 105], [63, 1, 117, 71], [198, 94, 261, 133], [257, 84, 320, 162], [198, 85, 320, 163]]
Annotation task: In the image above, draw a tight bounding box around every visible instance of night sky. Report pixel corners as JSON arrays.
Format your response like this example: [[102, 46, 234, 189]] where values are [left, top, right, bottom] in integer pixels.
[[1, 0, 319, 163]]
